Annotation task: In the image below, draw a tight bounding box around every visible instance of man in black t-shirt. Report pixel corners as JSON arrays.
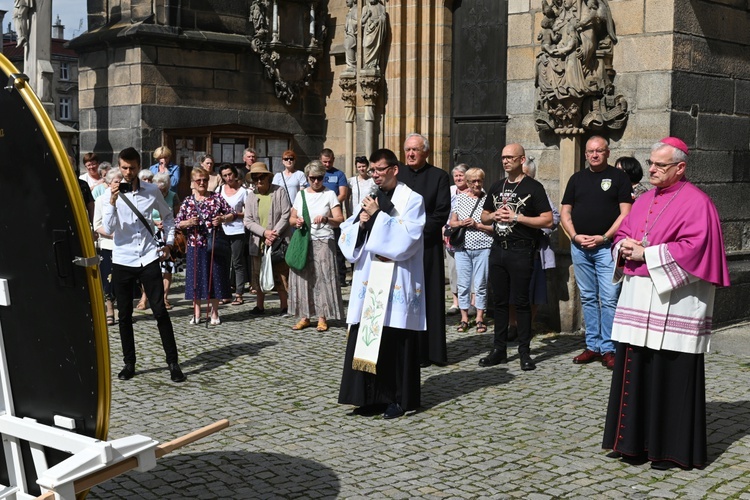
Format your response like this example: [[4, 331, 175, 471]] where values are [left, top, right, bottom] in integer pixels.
[[560, 136, 632, 370], [478, 143, 553, 371]]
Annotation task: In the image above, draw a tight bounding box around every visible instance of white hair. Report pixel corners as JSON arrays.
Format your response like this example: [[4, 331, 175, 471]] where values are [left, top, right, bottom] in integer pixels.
[[404, 133, 430, 153]]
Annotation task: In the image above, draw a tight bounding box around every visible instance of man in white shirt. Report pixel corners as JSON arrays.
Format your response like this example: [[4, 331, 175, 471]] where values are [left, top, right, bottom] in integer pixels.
[[102, 147, 186, 383]]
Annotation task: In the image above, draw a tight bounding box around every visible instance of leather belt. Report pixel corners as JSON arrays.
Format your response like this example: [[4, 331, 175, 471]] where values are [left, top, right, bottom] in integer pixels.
[[495, 239, 535, 250]]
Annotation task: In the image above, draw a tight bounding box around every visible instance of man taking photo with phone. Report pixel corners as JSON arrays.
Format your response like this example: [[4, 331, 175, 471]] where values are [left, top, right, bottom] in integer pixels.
[[103, 147, 186, 383]]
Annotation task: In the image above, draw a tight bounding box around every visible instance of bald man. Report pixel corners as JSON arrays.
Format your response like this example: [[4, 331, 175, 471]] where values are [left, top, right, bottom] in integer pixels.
[[478, 143, 553, 371]]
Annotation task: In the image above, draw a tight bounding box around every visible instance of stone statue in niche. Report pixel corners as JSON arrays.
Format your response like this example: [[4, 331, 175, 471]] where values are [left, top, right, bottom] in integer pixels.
[[361, 0, 386, 72], [344, 0, 358, 74], [13, 0, 34, 49], [534, 0, 628, 135]]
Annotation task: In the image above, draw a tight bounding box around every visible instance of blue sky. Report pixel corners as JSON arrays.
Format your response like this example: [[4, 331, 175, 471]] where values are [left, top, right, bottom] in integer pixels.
[[1, 0, 88, 40]]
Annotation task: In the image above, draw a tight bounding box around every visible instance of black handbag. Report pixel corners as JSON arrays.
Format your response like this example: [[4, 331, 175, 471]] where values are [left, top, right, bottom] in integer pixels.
[[270, 238, 288, 264], [207, 229, 230, 259], [445, 225, 467, 248]]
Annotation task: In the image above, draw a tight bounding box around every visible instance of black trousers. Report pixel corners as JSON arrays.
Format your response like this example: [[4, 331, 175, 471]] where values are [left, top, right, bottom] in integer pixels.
[[488, 244, 535, 355], [113, 259, 179, 365], [333, 227, 347, 282]]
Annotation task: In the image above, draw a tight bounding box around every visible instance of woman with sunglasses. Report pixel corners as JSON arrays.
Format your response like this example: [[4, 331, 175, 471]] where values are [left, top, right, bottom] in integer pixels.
[[288, 160, 345, 332], [175, 168, 236, 325], [272, 150, 307, 205], [245, 162, 292, 315]]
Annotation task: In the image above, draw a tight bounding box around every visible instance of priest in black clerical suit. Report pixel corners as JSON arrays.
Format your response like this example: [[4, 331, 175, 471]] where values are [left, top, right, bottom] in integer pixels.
[[397, 133, 451, 367]]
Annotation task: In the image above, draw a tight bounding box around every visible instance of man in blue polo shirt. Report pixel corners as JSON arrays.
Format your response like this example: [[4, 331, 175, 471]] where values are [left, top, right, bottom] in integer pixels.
[[320, 148, 350, 285]]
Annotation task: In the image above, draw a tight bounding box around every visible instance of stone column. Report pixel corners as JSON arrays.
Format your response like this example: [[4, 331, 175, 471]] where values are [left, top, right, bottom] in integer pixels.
[[339, 74, 357, 178], [23, 0, 53, 114], [557, 134, 582, 333], [359, 68, 381, 158]]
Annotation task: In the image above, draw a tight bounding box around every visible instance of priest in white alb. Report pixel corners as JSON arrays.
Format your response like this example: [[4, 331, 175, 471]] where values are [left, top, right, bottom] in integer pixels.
[[602, 137, 730, 470], [337, 148, 426, 420]]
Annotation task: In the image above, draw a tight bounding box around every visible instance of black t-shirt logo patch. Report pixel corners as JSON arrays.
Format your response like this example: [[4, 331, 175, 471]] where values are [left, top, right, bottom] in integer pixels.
[[601, 179, 612, 191]]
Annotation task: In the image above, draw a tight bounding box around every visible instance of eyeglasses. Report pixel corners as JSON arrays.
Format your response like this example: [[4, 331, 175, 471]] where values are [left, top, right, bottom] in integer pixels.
[[371, 165, 394, 174], [194, 178, 208, 184], [283, 157, 295, 161], [501, 155, 522, 162], [309, 175, 324, 182], [645, 159, 680, 172], [467, 179, 483, 184]]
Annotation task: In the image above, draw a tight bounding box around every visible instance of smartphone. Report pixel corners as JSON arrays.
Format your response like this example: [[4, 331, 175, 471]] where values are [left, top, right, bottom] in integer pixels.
[[119, 181, 133, 194]]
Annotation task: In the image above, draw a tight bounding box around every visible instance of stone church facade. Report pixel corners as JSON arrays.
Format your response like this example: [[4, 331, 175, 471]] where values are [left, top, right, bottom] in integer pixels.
[[70, 0, 749, 328]]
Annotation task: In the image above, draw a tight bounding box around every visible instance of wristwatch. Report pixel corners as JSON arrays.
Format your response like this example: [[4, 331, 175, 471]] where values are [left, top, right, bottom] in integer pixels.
[[601, 234, 611, 244]]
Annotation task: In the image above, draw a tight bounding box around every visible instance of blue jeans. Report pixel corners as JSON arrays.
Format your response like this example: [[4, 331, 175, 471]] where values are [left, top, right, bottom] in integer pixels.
[[571, 243, 621, 354], [454, 247, 490, 310]]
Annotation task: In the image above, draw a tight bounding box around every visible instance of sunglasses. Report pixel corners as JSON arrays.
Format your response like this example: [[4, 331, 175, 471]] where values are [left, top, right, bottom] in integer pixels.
[[309, 175, 324, 182], [355, 156, 368, 163], [283, 157, 295, 161]]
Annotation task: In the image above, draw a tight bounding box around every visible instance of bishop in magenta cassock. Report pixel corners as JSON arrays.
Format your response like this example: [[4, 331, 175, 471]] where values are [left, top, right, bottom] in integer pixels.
[[602, 137, 730, 470]]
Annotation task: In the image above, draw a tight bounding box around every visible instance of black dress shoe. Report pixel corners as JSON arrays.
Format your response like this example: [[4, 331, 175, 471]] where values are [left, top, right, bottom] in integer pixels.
[[249, 306, 265, 315], [118, 364, 135, 380], [520, 354, 536, 371], [651, 460, 681, 471], [349, 404, 388, 417], [169, 363, 187, 383], [383, 403, 405, 420], [478, 349, 507, 367]]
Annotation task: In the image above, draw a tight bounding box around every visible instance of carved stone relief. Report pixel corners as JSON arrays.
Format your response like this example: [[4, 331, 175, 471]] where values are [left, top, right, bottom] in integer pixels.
[[534, 0, 628, 135], [249, 0, 328, 105]]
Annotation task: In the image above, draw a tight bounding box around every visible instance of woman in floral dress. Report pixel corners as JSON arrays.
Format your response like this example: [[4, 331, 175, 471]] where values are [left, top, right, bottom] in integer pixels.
[[175, 168, 236, 325]]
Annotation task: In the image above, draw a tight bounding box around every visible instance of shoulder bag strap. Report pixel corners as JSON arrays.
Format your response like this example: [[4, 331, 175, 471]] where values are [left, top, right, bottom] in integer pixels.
[[119, 192, 155, 239], [468, 196, 482, 218], [300, 190, 311, 226], [280, 172, 293, 205]]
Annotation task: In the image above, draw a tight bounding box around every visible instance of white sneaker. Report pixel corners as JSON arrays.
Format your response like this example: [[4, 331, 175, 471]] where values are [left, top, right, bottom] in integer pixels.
[[189, 316, 200, 325], [210, 317, 221, 325]]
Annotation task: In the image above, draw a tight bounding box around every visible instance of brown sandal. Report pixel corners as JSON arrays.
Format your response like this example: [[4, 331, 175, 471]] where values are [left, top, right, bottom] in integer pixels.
[[316, 319, 329, 332], [476, 321, 487, 333], [231, 295, 244, 306], [457, 321, 469, 333], [292, 318, 311, 330]]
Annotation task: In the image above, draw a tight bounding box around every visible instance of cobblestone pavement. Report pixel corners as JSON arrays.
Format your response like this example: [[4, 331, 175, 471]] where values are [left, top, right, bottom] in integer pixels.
[[88, 278, 750, 499]]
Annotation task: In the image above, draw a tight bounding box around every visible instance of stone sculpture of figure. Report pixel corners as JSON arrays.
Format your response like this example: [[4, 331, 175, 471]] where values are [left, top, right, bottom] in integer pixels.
[[550, 6, 587, 100], [576, 0, 617, 87], [14, 0, 33, 49], [344, 0, 358, 73], [249, 1, 268, 40], [361, 0, 386, 71], [534, 0, 627, 135]]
